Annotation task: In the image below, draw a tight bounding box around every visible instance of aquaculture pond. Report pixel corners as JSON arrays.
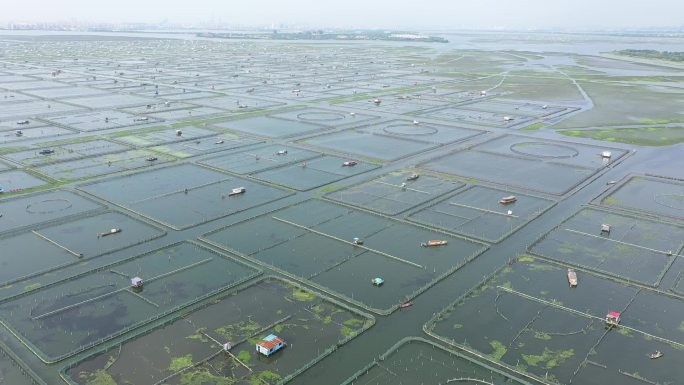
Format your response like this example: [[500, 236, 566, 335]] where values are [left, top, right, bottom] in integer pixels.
[[0, 242, 259, 362], [202, 199, 487, 314], [3, 139, 129, 167], [112, 126, 218, 148], [65, 278, 373, 385], [0, 170, 49, 191], [408, 185, 555, 242], [425, 256, 684, 385], [531, 207, 683, 286], [149, 133, 261, 159], [599, 175, 684, 221], [326, 170, 464, 215], [422, 135, 625, 196], [200, 145, 321, 175], [214, 116, 326, 138], [0, 189, 103, 234], [44, 110, 156, 132], [79, 164, 291, 230], [252, 156, 378, 191], [36, 149, 176, 182], [272, 108, 377, 126], [343, 338, 531, 385], [359, 119, 484, 145]]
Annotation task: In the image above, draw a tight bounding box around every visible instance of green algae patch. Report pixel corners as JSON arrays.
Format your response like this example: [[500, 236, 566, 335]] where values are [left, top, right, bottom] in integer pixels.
[[292, 288, 316, 302], [489, 340, 507, 361], [83, 370, 118, 385], [522, 348, 575, 369], [559, 126, 684, 147], [168, 354, 194, 372]]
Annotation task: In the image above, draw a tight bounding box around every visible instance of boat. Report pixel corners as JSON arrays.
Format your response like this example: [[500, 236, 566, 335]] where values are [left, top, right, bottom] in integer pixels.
[[16, 120, 29, 125], [371, 277, 384, 286], [600, 151, 612, 159], [406, 173, 419, 181], [99, 228, 122, 238], [215, 140, 225, 144], [567, 269, 578, 287], [372, 98, 381, 105], [39, 149, 54, 155], [399, 301, 413, 308], [228, 187, 246, 196], [421, 240, 448, 247], [607, 181, 617, 185], [352, 237, 364, 245], [342, 160, 357, 167], [649, 351, 663, 359], [499, 196, 517, 204], [145, 157, 158, 162], [276, 149, 288, 155]]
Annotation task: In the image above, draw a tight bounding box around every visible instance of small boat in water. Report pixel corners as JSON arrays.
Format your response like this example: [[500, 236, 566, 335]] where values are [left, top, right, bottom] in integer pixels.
[[567, 269, 578, 287], [406, 173, 419, 181], [499, 195, 517, 204], [99, 228, 122, 238], [342, 160, 357, 167], [228, 187, 246, 196], [607, 181, 617, 185], [649, 351, 663, 359], [421, 240, 448, 247], [399, 301, 413, 308]]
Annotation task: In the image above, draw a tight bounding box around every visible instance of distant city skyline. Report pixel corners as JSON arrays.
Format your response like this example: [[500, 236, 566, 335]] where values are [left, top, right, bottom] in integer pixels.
[[2, 0, 684, 31]]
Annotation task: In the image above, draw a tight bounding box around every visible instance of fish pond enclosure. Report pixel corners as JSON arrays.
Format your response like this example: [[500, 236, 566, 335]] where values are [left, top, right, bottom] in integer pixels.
[[202, 199, 487, 314], [1, 32, 684, 385], [64, 277, 373, 385], [79, 163, 291, 230], [530, 207, 684, 286], [0, 242, 259, 362], [343, 338, 531, 385], [425, 256, 684, 385]]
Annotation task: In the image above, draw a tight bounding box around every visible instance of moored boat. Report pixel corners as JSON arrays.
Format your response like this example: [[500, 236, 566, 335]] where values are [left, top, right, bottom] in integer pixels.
[[228, 187, 246, 196], [499, 195, 517, 204], [567, 268, 578, 287], [421, 240, 448, 247], [99, 228, 122, 238]]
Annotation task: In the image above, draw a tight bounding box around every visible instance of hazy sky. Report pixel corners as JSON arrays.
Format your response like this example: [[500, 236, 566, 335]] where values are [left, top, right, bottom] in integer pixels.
[[3, 0, 684, 30]]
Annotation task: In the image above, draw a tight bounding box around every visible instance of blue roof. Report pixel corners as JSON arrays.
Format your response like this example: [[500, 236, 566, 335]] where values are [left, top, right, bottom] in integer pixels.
[[264, 334, 278, 341]]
